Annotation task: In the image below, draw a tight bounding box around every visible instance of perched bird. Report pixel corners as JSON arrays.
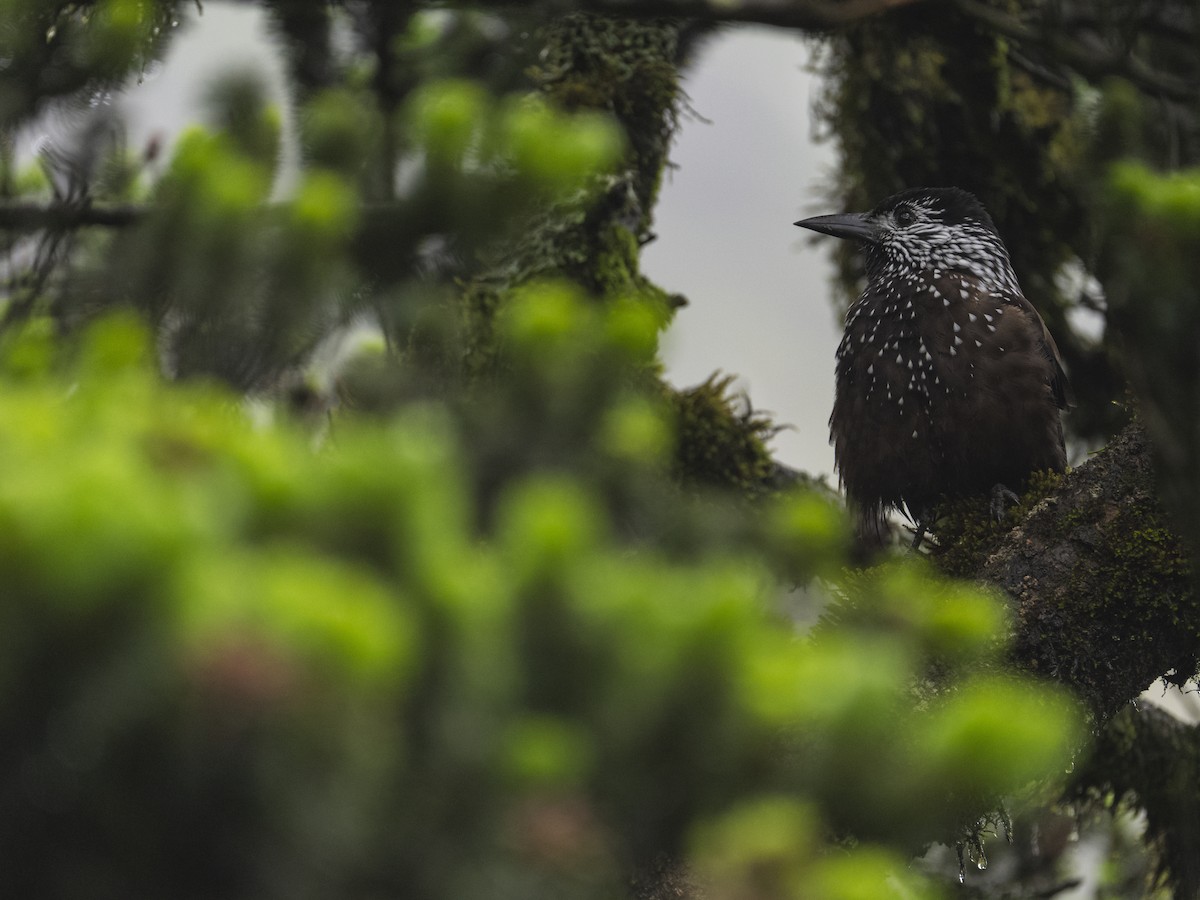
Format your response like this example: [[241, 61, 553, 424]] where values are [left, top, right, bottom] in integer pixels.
[[795, 187, 1068, 547]]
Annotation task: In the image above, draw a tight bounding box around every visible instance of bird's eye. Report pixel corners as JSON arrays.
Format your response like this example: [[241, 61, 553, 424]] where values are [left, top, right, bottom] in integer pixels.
[[894, 207, 917, 227]]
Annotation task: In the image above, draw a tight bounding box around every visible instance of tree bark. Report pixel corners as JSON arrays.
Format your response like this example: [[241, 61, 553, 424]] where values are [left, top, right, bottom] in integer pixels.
[[937, 422, 1198, 721]]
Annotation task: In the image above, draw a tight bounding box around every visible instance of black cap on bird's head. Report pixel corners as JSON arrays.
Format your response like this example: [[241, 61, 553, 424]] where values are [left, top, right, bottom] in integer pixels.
[[793, 187, 997, 243], [793, 187, 1013, 290]]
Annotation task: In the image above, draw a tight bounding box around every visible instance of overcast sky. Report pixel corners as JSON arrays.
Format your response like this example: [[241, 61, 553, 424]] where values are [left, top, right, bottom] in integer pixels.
[[113, 4, 843, 479], [641, 27, 841, 479]]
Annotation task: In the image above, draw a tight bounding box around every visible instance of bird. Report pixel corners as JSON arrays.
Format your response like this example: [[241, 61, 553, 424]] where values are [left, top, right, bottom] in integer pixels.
[[794, 187, 1069, 548]]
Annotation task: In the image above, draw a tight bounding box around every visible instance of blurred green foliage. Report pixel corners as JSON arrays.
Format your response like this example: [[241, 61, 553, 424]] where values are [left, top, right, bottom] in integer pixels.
[[1105, 163, 1200, 574], [0, 0, 178, 124], [0, 3, 1100, 897], [0, 304, 1085, 897]]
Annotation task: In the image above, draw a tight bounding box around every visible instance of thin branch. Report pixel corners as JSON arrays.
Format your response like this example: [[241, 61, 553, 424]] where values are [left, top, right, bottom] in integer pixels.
[[0, 201, 144, 231], [0, 201, 414, 233], [517, 0, 930, 29]]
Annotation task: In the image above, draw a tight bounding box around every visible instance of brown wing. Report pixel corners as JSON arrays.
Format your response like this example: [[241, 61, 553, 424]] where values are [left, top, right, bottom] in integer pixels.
[[922, 276, 1068, 481], [828, 275, 1068, 541], [1005, 291, 1071, 410]]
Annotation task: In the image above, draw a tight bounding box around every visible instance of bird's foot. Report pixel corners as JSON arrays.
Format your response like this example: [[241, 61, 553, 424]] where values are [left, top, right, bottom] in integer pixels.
[[989, 483, 1020, 521]]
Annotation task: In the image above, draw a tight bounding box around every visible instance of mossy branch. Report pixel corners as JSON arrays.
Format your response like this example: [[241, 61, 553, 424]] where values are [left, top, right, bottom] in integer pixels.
[[934, 422, 1198, 721], [544, 0, 926, 29], [509, 0, 1200, 107]]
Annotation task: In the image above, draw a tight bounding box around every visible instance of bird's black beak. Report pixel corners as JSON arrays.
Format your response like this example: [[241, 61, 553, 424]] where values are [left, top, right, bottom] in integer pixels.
[[793, 212, 878, 244]]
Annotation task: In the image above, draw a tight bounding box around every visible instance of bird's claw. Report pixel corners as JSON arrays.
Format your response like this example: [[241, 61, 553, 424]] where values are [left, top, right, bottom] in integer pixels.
[[989, 483, 1020, 521]]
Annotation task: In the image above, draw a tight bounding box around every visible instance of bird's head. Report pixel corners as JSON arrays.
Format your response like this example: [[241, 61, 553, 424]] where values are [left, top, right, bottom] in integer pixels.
[[795, 187, 1018, 294]]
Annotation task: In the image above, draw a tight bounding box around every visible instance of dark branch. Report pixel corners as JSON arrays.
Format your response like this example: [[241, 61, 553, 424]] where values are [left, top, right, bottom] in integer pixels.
[[502, 0, 1200, 105], [0, 201, 412, 234], [0, 202, 144, 231], [559, 0, 928, 28], [949, 422, 1199, 721]]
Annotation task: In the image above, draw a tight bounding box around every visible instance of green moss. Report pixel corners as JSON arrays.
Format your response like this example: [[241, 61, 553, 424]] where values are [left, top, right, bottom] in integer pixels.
[[454, 16, 784, 505], [528, 14, 681, 223], [1057, 448, 1191, 637], [460, 15, 683, 377], [936, 447, 1191, 635], [946, 425, 1200, 718], [670, 374, 779, 497], [1096, 516, 1191, 620], [931, 469, 1064, 578]]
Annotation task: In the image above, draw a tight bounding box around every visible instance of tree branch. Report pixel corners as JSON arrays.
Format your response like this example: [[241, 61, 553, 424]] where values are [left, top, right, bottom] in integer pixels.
[[0, 201, 421, 234], [557, 0, 928, 28], [499, 0, 1200, 106], [0, 201, 143, 231], [947, 422, 1199, 721]]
